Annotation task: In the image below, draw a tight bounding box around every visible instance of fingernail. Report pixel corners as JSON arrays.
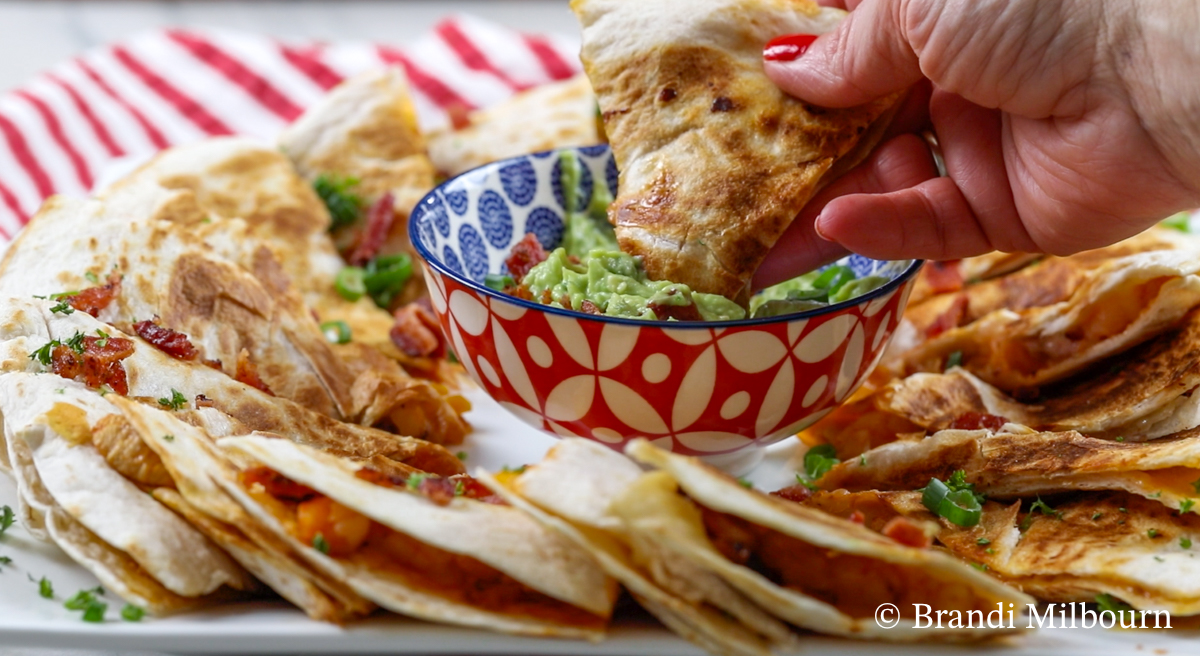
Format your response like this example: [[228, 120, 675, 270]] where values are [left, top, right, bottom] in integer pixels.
[[813, 211, 832, 241], [763, 34, 818, 62]]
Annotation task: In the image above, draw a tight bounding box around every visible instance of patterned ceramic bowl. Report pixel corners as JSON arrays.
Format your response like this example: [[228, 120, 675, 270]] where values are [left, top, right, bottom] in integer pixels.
[[410, 145, 921, 472]]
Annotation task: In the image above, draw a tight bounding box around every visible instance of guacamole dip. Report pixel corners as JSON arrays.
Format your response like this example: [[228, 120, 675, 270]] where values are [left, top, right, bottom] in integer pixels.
[[494, 151, 889, 322]]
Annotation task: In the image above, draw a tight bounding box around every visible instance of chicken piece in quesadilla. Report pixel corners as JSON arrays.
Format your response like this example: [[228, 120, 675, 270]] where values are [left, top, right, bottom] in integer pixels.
[[492, 438, 1028, 651], [806, 489, 1200, 616], [574, 0, 904, 299], [818, 425, 1200, 514], [426, 73, 604, 177], [0, 372, 255, 614], [214, 434, 617, 638]]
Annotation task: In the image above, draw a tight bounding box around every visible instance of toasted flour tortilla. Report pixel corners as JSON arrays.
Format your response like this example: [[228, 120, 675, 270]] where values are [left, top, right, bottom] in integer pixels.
[[0, 182, 354, 418], [0, 297, 464, 477], [807, 489, 1200, 615], [892, 248, 1200, 390], [427, 73, 604, 177], [485, 439, 794, 656], [820, 426, 1200, 513], [0, 373, 252, 613], [212, 434, 616, 638], [105, 396, 375, 622], [575, 0, 902, 298], [623, 440, 1031, 641]]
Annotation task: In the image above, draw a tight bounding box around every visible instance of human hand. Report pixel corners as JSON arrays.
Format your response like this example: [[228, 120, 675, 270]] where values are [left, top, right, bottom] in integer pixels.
[[753, 0, 1200, 290]]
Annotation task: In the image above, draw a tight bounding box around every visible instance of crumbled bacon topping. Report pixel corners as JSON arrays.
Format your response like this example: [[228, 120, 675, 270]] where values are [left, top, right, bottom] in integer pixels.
[[881, 516, 933, 549], [194, 393, 216, 408], [648, 300, 702, 322], [354, 467, 506, 506], [347, 192, 396, 266], [948, 412, 1009, 432], [51, 336, 135, 395], [769, 484, 813, 504], [241, 466, 317, 502], [67, 273, 122, 317], [579, 299, 603, 315], [390, 298, 446, 359], [445, 102, 472, 131], [504, 233, 548, 283], [133, 318, 198, 360], [235, 349, 274, 396], [922, 260, 965, 295], [926, 293, 969, 338]]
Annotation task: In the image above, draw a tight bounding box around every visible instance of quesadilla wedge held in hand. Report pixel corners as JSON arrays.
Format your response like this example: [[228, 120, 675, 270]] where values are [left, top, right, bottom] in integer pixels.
[[573, 0, 903, 299]]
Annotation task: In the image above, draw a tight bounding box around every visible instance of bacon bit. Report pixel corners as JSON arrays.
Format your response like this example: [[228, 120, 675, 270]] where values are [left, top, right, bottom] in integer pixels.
[[648, 301, 703, 322], [445, 102, 472, 131], [390, 299, 446, 359], [66, 273, 122, 317], [567, 254, 582, 265], [504, 233, 548, 283], [659, 87, 677, 102], [922, 260, 964, 295], [194, 394, 215, 408], [579, 299, 603, 315], [925, 293, 969, 338], [204, 358, 223, 370], [51, 336, 135, 395], [241, 466, 317, 501], [132, 318, 198, 360], [354, 468, 506, 506], [415, 476, 458, 506], [769, 484, 813, 503], [882, 516, 933, 549], [347, 192, 396, 266], [848, 510, 866, 525], [234, 349, 274, 396], [949, 412, 1009, 431]]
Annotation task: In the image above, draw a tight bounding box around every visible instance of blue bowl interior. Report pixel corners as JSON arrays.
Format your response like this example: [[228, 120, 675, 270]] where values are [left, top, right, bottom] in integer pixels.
[[411, 145, 918, 325]]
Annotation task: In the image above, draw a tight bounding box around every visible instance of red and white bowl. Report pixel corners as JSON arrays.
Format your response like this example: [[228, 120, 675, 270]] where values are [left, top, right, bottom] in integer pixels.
[[410, 145, 921, 470]]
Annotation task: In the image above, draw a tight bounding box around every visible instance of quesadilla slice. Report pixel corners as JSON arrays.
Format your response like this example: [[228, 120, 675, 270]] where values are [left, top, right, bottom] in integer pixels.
[[574, 0, 903, 298], [806, 489, 1200, 616], [819, 426, 1200, 513], [0, 182, 355, 418], [0, 372, 254, 614], [213, 434, 616, 638], [426, 73, 604, 177], [907, 252, 1043, 307], [0, 297, 464, 477], [892, 248, 1200, 390]]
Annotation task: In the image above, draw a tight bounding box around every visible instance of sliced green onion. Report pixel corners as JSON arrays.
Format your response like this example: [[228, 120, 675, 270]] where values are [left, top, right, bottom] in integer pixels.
[[945, 350, 963, 370], [921, 477, 951, 514], [938, 489, 983, 527], [484, 273, 515, 292], [121, 604, 145, 622], [335, 266, 366, 301], [362, 253, 414, 308], [81, 601, 106, 623], [320, 320, 352, 344]]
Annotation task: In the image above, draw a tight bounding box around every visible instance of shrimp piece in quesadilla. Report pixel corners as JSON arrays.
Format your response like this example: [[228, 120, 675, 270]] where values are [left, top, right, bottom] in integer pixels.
[[574, 0, 904, 299]]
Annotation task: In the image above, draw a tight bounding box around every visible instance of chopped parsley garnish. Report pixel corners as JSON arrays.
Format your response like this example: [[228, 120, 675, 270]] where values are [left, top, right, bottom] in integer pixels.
[[312, 534, 330, 555], [1120, 507, 1128, 513], [313, 174, 364, 232], [65, 331, 86, 354], [920, 471, 984, 527], [1021, 497, 1062, 530], [1096, 593, 1135, 619], [95, 329, 110, 348], [98, 385, 114, 397], [82, 601, 106, 622], [1182, 499, 1196, 514], [455, 451, 468, 461], [1115, 436, 1125, 442], [1183, 536, 1194, 549], [84, 271, 100, 284], [121, 604, 145, 622], [39, 576, 53, 599], [157, 389, 187, 411], [1148, 528, 1161, 539], [406, 473, 429, 490], [803, 444, 840, 482], [0, 555, 11, 565], [986, 547, 995, 554], [0, 505, 13, 535], [738, 478, 754, 489], [970, 562, 989, 571], [1092, 512, 1104, 521], [859, 454, 867, 467], [1192, 478, 1200, 495], [454, 480, 465, 496], [976, 537, 991, 546], [29, 340, 60, 366], [945, 350, 963, 370], [161, 434, 175, 442], [63, 587, 104, 610], [49, 300, 74, 315], [500, 465, 527, 475]]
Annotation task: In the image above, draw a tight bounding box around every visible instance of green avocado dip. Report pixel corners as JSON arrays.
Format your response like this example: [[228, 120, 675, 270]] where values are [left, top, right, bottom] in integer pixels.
[[491, 151, 890, 322]]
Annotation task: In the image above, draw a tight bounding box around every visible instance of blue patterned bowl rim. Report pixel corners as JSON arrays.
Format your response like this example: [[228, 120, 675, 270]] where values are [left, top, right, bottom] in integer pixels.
[[410, 145, 924, 329]]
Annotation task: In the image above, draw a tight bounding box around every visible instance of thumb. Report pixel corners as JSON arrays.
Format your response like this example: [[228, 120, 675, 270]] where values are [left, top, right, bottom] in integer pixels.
[[764, 0, 923, 108]]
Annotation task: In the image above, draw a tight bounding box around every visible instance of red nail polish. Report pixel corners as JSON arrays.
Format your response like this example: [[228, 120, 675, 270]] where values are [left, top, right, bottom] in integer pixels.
[[763, 34, 818, 62]]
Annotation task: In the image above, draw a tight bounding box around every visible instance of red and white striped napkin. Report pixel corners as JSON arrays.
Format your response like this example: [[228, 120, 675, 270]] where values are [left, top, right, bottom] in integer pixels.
[[0, 14, 581, 244]]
